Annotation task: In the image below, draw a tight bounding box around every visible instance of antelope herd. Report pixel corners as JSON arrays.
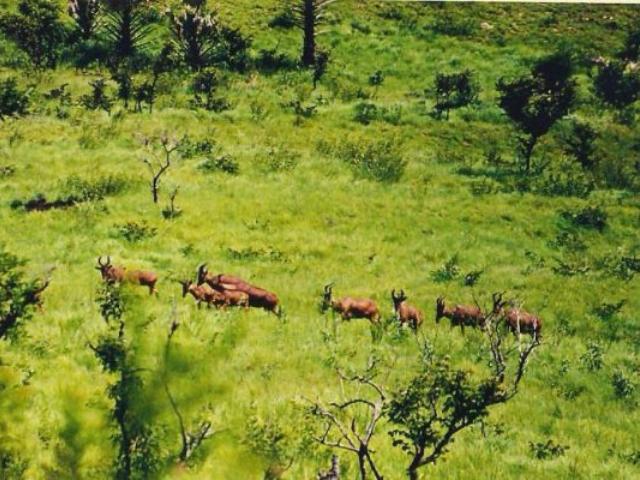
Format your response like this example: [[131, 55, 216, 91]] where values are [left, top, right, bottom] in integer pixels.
[[94, 257, 542, 340]]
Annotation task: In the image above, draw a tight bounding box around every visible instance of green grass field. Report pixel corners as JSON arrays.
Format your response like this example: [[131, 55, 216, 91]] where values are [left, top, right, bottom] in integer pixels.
[[1, 1, 639, 479]]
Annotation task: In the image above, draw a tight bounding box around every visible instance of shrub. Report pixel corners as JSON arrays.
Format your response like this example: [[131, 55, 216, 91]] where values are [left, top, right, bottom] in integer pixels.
[[593, 60, 640, 112], [560, 206, 607, 231], [116, 221, 157, 242], [596, 252, 640, 281], [353, 101, 379, 125], [463, 269, 483, 287], [431, 13, 476, 37], [329, 137, 406, 183], [431, 254, 460, 282], [593, 300, 625, 320], [531, 166, 595, 198], [612, 370, 635, 399], [548, 231, 587, 252], [0, 0, 67, 69], [180, 136, 216, 158], [562, 119, 598, 170], [0, 78, 30, 121], [529, 439, 569, 460], [256, 144, 299, 173], [580, 341, 604, 371], [60, 175, 127, 201], [81, 78, 113, 114], [198, 154, 239, 175], [432, 70, 479, 119]]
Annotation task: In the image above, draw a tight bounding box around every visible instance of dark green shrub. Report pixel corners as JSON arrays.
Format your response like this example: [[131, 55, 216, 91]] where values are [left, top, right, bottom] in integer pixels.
[[68, 0, 101, 40], [596, 252, 640, 281], [529, 439, 569, 460], [180, 136, 216, 158], [561, 206, 607, 231], [612, 370, 635, 399], [0, 0, 67, 69], [61, 174, 127, 201], [330, 137, 406, 183], [580, 341, 604, 371], [593, 60, 640, 112], [81, 78, 113, 114], [116, 221, 157, 242], [463, 269, 483, 287], [432, 70, 479, 119], [353, 101, 378, 125], [562, 120, 598, 170], [0, 78, 30, 121], [593, 300, 625, 320], [431, 254, 460, 282], [431, 13, 475, 37], [548, 231, 587, 252], [198, 154, 239, 175]]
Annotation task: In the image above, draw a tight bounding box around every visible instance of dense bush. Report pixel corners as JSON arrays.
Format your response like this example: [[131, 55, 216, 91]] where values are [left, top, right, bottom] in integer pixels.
[[561, 119, 598, 170], [198, 154, 239, 175], [431, 254, 461, 282], [0, 78, 30, 121], [0, 0, 67, 69], [324, 137, 406, 183], [81, 78, 113, 114], [116, 221, 157, 242], [593, 60, 640, 112], [561, 206, 607, 231]]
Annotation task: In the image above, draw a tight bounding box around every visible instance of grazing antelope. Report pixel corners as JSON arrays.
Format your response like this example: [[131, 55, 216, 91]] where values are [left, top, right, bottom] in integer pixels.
[[321, 284, 380, 324], [391, 289, 423, 330], [96, 256, 158, 295], [179, 280, 250, 309], [435, 296, 485, 333], [492, 293, 542, 340], [197, 264, 280, 315]]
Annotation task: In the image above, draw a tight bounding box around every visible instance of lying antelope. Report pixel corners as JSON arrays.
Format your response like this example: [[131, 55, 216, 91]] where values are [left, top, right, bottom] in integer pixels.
[[321, 284, 380, 324], [435, 296, 485, 333], [492, 293, 542, 340], [96, 256, 158, 295], [197, 264, 280, 315], [391, 289, 423, 330], [179, 280, 249, 309]]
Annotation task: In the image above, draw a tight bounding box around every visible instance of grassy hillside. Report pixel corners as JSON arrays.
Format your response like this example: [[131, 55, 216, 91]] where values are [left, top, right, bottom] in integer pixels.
[[1, 1, 639, 479]]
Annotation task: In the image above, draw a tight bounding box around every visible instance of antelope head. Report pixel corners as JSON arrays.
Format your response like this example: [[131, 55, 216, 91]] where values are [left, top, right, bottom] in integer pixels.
[[321, 283, 334, 312], [196, 263, 208, 286], [95, 256, 112, 280], [435, 296, 446, 323], [391, 289, 407, 311]]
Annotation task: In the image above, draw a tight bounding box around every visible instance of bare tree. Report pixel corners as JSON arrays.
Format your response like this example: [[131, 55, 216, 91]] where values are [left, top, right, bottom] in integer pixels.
[[162, 304, 215, 463], [308, 361, 385, 480], [292, 0, 336, 67], [141, 134, 183, 204]]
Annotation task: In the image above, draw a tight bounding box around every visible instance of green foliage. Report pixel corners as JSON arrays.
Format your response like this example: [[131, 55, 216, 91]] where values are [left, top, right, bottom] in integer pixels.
[[431, 12, 476, 37], [166, 2, 220, 71], [326, 137, 406, 183], [431, 254, 460, 282], [529, 439, 569, 460], [197, 154, 239, 175], [0, 248, 43, 340], [255, 143, 299, 173], [592, 300, 625, 320], [96, 282, 125, 323], [68, 0, 101, 40], [61, 174, 128, 202], [102, 0, 153, 65], [561, 119, 598, 170], [0, 78, 30, 121], [580, 341, 605, 371], [497, 51, 576, 172], [593, 60, 640, 111], [611, 370, 635, 400], [560, 205, 607, 231], [81, 78, 113, 114], [0, 0, 67, 69], [116, 221, 157, 243], [191, 68, 229, 111], [432, 70, 479, 119]]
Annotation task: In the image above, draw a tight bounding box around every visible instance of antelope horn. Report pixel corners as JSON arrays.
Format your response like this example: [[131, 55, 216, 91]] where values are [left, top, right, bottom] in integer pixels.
[[106, 256, 111, 266]]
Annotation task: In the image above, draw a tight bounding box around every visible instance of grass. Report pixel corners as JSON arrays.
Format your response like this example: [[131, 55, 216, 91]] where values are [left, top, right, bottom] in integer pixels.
[[1, 1, 640, 479]]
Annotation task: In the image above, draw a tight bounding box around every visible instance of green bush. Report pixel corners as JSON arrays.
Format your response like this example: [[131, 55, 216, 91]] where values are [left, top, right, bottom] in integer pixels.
[[198, 154, 239, 175], [116, 221, 157, 243], [0, 78, 30, 120], [529, 439, 569, 459], [329, 137, 406, 183], [561, 206, 607, 231]]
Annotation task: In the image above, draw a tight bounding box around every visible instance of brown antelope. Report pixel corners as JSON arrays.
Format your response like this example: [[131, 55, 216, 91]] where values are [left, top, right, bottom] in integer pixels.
[[197, 264, 280, 315], [435, 296, 485, 333], [391, 289, 423, 330], [492, 293, 542, 340], [96, 256, 158, 295], [178, 279, 249, 309], [321, 284, 380, 324]]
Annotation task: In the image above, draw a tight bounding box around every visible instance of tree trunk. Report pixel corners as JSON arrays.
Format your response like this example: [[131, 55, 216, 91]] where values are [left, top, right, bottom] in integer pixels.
[[301, 0, 316, 67], [358, 451, 367, 480], [522, 135, 537, 174]]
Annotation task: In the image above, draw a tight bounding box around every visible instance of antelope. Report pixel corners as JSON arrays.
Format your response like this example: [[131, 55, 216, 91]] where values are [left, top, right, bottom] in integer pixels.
[[391, 289, 423, 330], [179, 280, 250, 309], [435, 296, 485, 333], [96, 256, 158, 295], [321, 284, 380, 324], [197, 264, 280, 315], [492, 293, 542, 340]]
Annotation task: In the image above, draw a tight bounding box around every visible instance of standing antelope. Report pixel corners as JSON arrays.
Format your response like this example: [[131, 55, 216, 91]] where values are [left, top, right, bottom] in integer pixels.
[[178, 279, 249, 309], [197, 264, 280, 315], [96, 256, 158, 295], [492, 293, 542, 340], [435, 296, 485, 333], [321, 284, 380, 324], [391, 289, 423, 330]]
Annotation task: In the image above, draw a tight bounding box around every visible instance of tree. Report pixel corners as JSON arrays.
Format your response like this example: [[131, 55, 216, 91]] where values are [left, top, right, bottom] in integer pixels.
[[102, 0, 153, 65], [562, 119, 598, 170], [497, 52, 576, 173], [313, 49, 330, 89], [619, 24, 640, 62], [432, 70, 479, 119], [0, 0, 67, 70], [81, 78, 113, 114], [68, 0, 101, 39], [308, 361, 386, 480], [166, 1, 219, 71], [292, 0, 336, 67], [593, 60, 640, 112], [387, 296, 539, 480], [0, 78, 30, 121], [141, 134, 183, 204], [0, 248, 50, 340]]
